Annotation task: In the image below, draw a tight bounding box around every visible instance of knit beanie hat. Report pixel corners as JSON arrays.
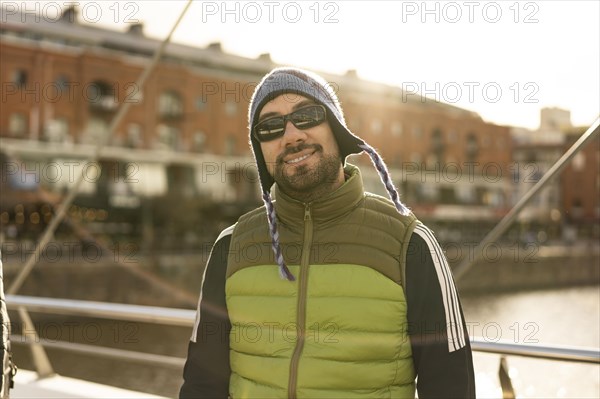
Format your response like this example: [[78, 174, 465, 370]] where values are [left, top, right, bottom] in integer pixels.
[[249, 67, 409, 281]]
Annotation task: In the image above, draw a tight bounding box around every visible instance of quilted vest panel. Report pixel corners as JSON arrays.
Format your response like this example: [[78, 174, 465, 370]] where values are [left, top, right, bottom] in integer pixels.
[[226, 194, 419, 398]]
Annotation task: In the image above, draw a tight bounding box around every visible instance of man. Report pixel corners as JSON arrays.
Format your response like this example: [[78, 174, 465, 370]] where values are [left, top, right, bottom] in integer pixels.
[[180, 67, 475, 398]]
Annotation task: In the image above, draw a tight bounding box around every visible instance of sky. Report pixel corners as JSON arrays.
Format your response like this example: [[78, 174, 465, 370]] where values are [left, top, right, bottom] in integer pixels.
[[32, 0, 600, 130]]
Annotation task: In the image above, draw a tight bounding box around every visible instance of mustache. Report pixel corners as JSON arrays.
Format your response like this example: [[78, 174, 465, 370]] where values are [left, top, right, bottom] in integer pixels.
[[276, 143, 322, 165]]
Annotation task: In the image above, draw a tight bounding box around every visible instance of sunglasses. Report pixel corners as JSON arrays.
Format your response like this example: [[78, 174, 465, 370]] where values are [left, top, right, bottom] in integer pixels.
[[253, 104, 327, 142]]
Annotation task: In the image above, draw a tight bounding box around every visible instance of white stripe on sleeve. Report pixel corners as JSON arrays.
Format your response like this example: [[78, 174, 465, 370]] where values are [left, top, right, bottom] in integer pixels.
[[413, 224, 466, 352]]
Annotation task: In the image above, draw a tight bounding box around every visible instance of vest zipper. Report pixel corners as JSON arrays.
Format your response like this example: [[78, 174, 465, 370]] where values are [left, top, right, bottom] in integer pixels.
[[288, 203, 313, 399]]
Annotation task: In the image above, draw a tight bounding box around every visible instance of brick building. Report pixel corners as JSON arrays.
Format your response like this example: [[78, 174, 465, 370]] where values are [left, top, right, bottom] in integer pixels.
[[510, 108, 599, 241], [1, 6, 516, 247], [561, 129, 600, 238]]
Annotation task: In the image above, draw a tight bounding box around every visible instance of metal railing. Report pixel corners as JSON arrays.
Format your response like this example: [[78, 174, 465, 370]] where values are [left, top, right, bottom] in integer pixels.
[[471, 338, 600, 364], [7, 294, 195, 327], [6, 294, 195, 371], [6, 294, 600, 397]]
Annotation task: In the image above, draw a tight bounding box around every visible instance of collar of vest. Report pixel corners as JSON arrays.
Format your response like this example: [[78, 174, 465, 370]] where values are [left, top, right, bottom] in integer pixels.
[[273, 164, 364, 225]]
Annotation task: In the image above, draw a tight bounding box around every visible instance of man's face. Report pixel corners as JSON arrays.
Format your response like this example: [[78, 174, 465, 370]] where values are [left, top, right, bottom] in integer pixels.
[[258, 94, 344, 198]]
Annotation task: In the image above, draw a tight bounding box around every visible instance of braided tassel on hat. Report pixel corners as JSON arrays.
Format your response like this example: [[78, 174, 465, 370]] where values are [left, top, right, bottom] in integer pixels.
[[359, 143, 410, 216], [262, 192, 295, 281]]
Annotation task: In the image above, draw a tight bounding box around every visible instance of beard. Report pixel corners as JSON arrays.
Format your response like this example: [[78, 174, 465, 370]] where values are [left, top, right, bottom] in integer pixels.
[[273, 143, 343, 201]]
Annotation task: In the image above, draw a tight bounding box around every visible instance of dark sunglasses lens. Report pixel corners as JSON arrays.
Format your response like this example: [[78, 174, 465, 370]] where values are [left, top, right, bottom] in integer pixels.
[[255, 119, 285, 141], [254, 105, 326, 142], [291, 106, 325, 128]]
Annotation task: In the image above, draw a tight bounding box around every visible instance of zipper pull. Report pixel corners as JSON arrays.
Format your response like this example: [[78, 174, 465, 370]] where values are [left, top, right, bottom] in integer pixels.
[[304, 204, 311, 221]]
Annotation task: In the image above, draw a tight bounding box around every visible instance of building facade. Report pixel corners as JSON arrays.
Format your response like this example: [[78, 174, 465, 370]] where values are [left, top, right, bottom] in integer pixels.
[[1, 5, 517, 249], [561, 128, 600, 240]]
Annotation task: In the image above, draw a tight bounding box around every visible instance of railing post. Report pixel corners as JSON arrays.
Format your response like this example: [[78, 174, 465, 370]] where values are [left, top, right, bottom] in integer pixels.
[[498, 356, 515, 399], [17, 307, 54, 378]]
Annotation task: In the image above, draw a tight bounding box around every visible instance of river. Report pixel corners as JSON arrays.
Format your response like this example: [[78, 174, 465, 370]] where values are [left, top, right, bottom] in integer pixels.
[[462, 285, 600, 398], [10, 285, 600, 398]]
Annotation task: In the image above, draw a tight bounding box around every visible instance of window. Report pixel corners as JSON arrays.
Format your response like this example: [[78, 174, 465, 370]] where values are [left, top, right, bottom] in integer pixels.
[[439, 186, 457, 204], [425, 154, 439, 169], [456, 185, 476, 204], [88, 80, 117, 111], [126, 123, 143, 148], [167, 165, 196, 196], [9, 113, 26, 136], [225, 135, 236, 155], [83, 117, 108, 144], [157, 124, 180, 150], [489, 189, 505, 207], [571, 199, 583, 219], [371, 119, 382, 135], [12, 69, 27, 88], [466, 133, 478, 161], [195, 97, 207, 111], [391, 122, 403, 137], [193, 131, 207, 152], [158, 91, 183, 118], [55, 75, 69, 93], [44, 118, 69, 142], [225, 101, 237, 117], [419, 184, 438, 202], [431, 128, 444, 155]]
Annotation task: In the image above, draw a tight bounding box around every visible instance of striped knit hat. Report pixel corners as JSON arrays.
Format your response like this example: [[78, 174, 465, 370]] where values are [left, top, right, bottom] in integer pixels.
[[249, 67, 409, 281]]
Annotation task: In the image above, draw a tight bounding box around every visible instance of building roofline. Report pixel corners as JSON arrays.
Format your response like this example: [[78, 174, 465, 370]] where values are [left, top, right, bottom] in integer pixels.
[[1, 5, 483, 120]]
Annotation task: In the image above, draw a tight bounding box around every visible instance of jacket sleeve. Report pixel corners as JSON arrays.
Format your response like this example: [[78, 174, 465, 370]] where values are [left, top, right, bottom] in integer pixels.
[[180, 228, 233, 399], [405, 224, 475, 398]]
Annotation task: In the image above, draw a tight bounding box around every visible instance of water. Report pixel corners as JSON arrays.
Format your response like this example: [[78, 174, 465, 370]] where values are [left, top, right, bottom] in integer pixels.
[[461, 286, 600, 398], [10, 286, 600, 398]]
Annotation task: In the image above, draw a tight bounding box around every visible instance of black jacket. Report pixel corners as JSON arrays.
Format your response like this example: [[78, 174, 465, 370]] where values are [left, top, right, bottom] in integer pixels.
[[180, 226, 475, 398]]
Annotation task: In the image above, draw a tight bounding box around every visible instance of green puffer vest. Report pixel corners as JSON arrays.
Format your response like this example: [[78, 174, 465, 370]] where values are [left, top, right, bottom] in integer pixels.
[[226, 165, 419, 399]]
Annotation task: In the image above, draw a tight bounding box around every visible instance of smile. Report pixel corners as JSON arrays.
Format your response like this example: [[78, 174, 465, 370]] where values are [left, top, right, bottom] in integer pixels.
[[285, 151, 314, 164]]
